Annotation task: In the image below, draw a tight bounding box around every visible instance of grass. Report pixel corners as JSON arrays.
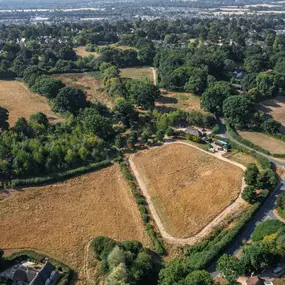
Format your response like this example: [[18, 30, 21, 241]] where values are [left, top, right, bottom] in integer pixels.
[[155, 90, 204, 113], [223, 150, 261, 169], [258, 96, 285, 134], [73, 46, 99, 57], [239, 130, 285, 154], [120, 67, 154, 83], [0, 164, 150, 275], [0, 80, 62, 125], [131, 143, 244, 238], [52, 73, 114, 108]]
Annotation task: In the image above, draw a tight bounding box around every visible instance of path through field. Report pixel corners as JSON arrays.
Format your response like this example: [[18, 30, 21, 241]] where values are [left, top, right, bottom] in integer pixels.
[[129, 141, 246, 245], [151, 67, 157, 85]]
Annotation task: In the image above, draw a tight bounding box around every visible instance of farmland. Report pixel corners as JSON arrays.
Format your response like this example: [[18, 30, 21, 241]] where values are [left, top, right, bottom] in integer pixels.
[[0, 165, 150, 273], [120, 67, 154, 82], [130, 143, 244, 238], [0, 80, 61, 125], [155, 90, 204, 113], [239, 131, 285, 154], [53, 73, 114, 108], [258, 96, 285, 134]]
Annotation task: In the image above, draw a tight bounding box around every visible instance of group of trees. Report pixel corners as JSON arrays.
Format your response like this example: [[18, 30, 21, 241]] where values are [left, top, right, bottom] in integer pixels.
[[91, 236, 155, 285], [217, 220, 285, 283]]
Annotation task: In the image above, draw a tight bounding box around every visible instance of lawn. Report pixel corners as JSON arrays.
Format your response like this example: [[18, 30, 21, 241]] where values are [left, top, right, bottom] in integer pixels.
[[120, 67, 154, 83], [0, 80, 61, 125], [155, 90, 204, 113], [53, 73, 114, 108], [239, 130, 285, 154], [0, 164, 150, 274], [258, 96, 285, 134], [131, 143, 244, 238]]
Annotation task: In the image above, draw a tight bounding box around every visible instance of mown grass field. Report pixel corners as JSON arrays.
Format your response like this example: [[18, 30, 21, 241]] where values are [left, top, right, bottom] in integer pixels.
[[131, 143, 244, 238], [53, 73, 114, 108], [239, 131, 285, 154], [0, 164, 150, 273], [0, 80, 61, 125]]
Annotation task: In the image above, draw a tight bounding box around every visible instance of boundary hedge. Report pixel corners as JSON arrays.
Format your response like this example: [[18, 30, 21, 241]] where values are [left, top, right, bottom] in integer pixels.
[[119, 161, 166, 255], [6, 160, 111, 188]]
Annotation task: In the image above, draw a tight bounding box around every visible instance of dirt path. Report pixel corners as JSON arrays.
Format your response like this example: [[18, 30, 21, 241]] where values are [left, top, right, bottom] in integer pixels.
[[151, 67, 157, 85], [129, 141, 247, 245]]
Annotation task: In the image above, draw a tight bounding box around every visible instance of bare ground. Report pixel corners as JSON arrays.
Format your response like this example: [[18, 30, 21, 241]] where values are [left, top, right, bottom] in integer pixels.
[[0, 164, 150, 276], [0, 80, 61, 125], [130, 142, 245, 240]]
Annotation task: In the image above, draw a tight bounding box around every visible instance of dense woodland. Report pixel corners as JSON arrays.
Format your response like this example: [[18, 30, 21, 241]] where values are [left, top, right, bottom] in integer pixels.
[[1, 15, 285, 285]]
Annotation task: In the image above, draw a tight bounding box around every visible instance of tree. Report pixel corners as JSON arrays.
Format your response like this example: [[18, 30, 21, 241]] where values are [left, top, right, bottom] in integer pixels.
[[184, 270, 214, 285], [223, 95, 253, 128], [156, 129, 165, 142], [0, 106, 9, 130], [33, 76, 65, 99], [261, 118, 281, 134], [242, 185, 257, 204], [201, 81, 235, 115], [217, 254, 239, 284], [113, 97, 137, 127], [244, 164, 259, 187], [184, 68, 208, 94], [53, 87, 87, 114], [107, 246, 126, 270], [252, 220, 284, 242], [23, 66, 45, 88]]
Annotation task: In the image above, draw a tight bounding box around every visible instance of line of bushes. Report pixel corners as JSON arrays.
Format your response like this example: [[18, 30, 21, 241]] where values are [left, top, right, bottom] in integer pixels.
[[4, 160, 111, 188], [3, 250, 74, 285], [119, 161, 166, 255]]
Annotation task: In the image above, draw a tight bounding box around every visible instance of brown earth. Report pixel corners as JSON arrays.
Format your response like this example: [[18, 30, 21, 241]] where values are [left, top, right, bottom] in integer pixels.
[[239, 130, 285, 154], [258, 96, 285, 134], [53, 73, 114, 108], [131, 143, 244, 238], [0, 164, 150, 274], [0, 80, 61, 126]]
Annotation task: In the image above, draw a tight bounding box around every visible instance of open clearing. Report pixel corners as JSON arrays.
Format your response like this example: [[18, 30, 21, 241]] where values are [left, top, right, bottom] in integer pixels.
[[120, 67, 154, 82], [223, 150, 260, 168], [131, 143, 244, 238], [0, 80, 61, 125], [239, 131, 285, 154], [0, 164, 150, 273], [53, 73, 114, 108], [73, 46, 99, 57], [155, 90, 204, 113], [258, 96, 285, 134]]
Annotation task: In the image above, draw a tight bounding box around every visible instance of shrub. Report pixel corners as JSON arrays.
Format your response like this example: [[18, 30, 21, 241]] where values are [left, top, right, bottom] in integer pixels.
[[252, 220, 285, 242]]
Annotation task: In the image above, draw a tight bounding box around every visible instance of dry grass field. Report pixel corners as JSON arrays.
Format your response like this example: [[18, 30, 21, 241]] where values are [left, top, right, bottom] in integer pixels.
[[0, 164, 150, 273], [131, 144, 244, 238], [223, 150, 260, 168], [120, 67, 154, 82], [258, 96, 285, 134], [73, 46, 99, 57], [53, 73, 114, 108], [239, 131, 285, 154], [155, 90, 204, 113], [0, 80, 61, 125]]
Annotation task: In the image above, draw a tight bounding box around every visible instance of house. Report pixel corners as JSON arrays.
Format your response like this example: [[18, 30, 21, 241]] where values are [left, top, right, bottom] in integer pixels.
[[246, 276, 262, 285], [14, 268, 37, 285], [213, 140, 230, 151], [185, 127, 202, 138], [30, 262, 60, 285]]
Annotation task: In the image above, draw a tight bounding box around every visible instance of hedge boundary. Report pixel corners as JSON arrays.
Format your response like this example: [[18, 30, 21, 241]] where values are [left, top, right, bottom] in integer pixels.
[[119, 161, 166, 255], [2, 250, 74, 285], [5, 160, 111, 188]]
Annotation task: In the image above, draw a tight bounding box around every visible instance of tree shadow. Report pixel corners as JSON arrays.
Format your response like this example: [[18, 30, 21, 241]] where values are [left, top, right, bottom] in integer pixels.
[[156, 95, 178, 104]]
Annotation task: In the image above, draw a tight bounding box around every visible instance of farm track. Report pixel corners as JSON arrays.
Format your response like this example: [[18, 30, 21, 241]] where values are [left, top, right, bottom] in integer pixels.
[[129, 141, 246, 245]]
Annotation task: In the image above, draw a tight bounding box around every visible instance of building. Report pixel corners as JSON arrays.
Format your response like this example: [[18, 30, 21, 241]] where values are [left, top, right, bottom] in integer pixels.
[[185, 127, 202, 138], [30, 262, 60, 285]]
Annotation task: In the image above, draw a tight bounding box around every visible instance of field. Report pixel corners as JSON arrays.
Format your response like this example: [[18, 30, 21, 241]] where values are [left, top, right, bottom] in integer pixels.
[[223, 150, 260, 168], [0, 80, 61, 125], [258, 96, 285, 134], [0, 164, 150, 273], [131, 143, 244, 238], [73, 46, 99, 57], [120, 67, 154, 82], [239, 131, 285, 154], [53, 73, 114, 108], [155, 90, 204, 113]]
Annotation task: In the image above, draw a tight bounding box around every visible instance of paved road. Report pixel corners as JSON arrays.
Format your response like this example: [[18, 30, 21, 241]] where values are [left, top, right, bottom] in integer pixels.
[[208, 118, 285, 277]]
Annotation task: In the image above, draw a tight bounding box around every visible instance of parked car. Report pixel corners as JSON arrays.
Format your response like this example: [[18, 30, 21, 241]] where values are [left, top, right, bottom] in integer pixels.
[[272, 265, 284, 277], [264, 281, 273, 285]]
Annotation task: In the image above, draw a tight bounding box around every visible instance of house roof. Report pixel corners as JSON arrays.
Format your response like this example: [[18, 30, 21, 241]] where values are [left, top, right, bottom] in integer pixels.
[[246, 276, 261, 285], [185, 127, 202, 137], [14, 269, 28, 283], [30, 262, 55, 285]]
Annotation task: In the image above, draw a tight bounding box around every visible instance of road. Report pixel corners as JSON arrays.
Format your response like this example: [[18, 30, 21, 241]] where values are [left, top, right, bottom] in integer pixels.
[[209, 118, 285, 277]]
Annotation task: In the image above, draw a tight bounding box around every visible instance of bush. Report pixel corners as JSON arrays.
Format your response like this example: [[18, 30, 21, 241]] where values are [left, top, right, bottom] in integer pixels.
[[252, 220, 285, 242]]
